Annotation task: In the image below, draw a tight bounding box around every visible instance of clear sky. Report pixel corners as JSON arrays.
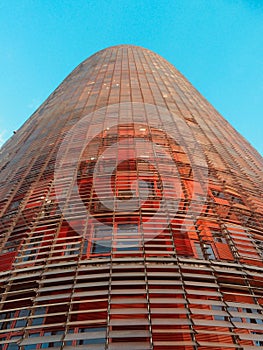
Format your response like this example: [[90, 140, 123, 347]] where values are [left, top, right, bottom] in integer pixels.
[[0, 0, 262, 155]]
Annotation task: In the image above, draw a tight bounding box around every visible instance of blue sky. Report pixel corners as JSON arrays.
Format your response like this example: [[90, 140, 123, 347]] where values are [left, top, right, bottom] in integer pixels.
[[0, 0, 262, 155]]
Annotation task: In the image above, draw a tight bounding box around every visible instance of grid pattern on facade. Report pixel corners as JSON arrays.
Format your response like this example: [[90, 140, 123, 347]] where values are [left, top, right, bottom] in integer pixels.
[[0, 45, 262, 349]]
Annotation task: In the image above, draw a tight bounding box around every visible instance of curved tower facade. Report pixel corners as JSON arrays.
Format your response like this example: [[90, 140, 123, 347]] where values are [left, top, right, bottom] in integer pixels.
[[0, 45, 263, 349]]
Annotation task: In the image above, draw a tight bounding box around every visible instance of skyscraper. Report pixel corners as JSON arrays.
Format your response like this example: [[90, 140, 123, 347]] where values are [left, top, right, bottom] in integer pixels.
[[0, 45, 262, 349]]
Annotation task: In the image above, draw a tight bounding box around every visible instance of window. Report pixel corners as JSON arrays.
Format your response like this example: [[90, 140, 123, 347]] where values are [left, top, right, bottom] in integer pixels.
[[6, 343, 19, 350], [76, 327, 106, 345], [94, 226, 112, 239], [3, 240, 20, 253], [64, 243, 80, 255], [115, 223, 140, 251], [0, 311, 15, 330], [243, 308, 263, 324], [40, 341, 62, 348], [211, 190, 225, 199], [231, 195, 244, 205], [15, 309, 30, 328], [9, 200, 21, 211], [31, 307, 46, 326], [228, 306, 241, 322], [82, 239, 88, 255], [139, 180, 155, 197], [252, 332, 263, 346], [92, 241, 111, 254], [117, 189, 133, 199], [92, 226, 112, 254], [212, 229, 227, 244], [204, 243, 216, 260], [117, 223, 138, 234], [115, 240, 139, 251], [194, 242, 204, 259], [211, 305, 225, 321], [253, 239, 263, 256]]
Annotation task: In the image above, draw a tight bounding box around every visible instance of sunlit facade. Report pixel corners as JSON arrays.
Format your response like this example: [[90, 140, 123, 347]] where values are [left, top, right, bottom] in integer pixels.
[[0, 45, 263, 349]]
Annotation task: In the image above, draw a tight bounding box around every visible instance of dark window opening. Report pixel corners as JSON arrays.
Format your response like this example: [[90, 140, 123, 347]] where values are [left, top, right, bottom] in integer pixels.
[[204, 243, 216, 260], [92, 241, 111, 254], [231, 195, 244, 205], [211, 190, 226, 199], [211, 229, 227, 244]]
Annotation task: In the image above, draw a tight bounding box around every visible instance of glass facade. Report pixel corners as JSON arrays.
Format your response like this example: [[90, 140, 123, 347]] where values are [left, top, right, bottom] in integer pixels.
[[0, 45, 262, 349]]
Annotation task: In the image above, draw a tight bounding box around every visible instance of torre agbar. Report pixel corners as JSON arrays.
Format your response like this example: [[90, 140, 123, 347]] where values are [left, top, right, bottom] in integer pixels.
[[0, 45, 263, 350]]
